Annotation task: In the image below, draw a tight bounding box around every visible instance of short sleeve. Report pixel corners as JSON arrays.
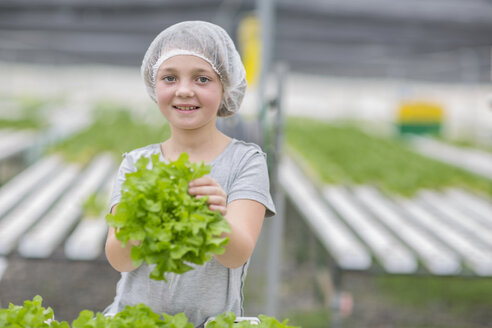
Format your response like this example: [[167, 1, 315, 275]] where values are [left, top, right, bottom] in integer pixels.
[[227, 150, 276, 217], [109, 153, 137, 212]]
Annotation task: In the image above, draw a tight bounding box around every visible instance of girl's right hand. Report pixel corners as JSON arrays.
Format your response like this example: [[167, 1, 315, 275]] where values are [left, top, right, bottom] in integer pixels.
[[188, 176, 227, 217]]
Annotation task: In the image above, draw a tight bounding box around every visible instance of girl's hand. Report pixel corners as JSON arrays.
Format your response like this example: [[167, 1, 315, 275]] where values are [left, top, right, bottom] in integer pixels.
[[188, 176, 227, 216]]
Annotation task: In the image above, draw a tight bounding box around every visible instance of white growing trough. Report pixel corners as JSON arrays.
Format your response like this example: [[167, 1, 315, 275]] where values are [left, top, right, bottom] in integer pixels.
[[0, 129, 38, 162], [410, 136, 492, 180], [323, 186, 418, 274], [0, 152, 117, 261], [18, 154, 115, 258], [280, 159, 371, 271], [0, 163, 80, 255], [396, 196, 492, 276], [280, 159, 492, 277], [0, 156, 62, 219], [64, 173, 115, 261], [352, 186, 461, 275]]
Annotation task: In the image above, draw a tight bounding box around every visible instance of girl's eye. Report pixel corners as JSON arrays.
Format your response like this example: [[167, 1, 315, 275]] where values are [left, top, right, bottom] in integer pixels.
[[197, 76, 210, 83], [162, 76, 176, 82]]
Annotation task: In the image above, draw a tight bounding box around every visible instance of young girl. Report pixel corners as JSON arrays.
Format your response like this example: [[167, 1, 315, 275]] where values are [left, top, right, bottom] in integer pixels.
[[103, 21, 275, 327]]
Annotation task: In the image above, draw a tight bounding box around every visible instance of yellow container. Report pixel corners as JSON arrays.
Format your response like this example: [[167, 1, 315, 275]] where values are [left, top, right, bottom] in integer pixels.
[[397, 101, 444, 135], [397, 101, 444, 124]]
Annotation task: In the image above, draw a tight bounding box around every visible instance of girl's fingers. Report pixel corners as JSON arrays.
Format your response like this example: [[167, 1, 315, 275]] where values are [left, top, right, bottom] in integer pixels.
[[189, 177, 227, 215], [188, 186, 226, 198], [209, 204, 227, 216], [189, 176, 215, 187], [202, 195, 226, 206], [194, 195, 227, 210], [189, 177, 225, 197]]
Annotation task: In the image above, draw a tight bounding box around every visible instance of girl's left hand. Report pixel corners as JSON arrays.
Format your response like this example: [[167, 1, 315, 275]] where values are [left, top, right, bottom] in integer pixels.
[[188, 176, 227, 216]]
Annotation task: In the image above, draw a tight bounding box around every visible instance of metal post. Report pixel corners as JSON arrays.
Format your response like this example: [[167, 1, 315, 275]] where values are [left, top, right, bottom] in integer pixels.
[[256, 0, 276, 144], [255, 0, 281, 317], [265, 63, 287, 317]]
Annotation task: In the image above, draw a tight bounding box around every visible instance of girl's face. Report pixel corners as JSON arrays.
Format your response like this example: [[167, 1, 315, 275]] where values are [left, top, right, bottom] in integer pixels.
[[155, 55, 223, 132]]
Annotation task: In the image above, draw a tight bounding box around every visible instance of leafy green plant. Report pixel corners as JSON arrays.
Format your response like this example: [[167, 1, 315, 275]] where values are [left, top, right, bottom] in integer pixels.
[[49, 103, 169, 164], [207, 312, 298, 328], [0, 96, 47, 130], [256, 315, 299, 328], [106, 153, 231, 281], [0, 295, 70, 328], [0, 95, 57, 130], [82, 192, 107, 218], [1, 297, 298, 328], [0, 117, 44, 130], [286, 117, 492, 197], [72, 304, 192, 328]]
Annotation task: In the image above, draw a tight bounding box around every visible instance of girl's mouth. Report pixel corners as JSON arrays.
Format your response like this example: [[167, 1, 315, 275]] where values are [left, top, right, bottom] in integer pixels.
[[173, 105, 200, 111]]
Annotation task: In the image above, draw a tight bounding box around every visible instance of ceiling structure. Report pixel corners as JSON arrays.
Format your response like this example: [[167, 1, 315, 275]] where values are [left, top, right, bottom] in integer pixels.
[[1, 0, 491, 82]]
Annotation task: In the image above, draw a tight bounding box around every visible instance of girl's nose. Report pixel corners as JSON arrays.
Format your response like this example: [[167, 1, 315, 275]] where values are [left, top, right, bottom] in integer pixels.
[[175, 81, 194, 98]]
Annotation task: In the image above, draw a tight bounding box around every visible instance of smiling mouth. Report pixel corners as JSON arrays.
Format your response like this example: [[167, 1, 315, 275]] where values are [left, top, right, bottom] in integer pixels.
[[173, 106, 200, 111]]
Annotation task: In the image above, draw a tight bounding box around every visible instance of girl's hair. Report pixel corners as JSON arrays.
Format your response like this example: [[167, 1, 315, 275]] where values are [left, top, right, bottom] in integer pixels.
[[141, 21, 247, 117]]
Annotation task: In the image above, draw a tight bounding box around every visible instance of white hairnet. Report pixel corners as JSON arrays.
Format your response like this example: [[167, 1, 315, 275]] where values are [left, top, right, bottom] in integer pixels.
[[141, 21, 247, 117]]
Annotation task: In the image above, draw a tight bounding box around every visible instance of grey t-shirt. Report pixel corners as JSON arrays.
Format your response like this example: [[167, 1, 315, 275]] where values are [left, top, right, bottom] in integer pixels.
[[104, 139, 275, 327]]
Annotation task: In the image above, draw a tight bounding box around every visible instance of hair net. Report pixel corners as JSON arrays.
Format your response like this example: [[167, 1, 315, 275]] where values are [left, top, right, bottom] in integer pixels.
[[141, 21, 247, 117]]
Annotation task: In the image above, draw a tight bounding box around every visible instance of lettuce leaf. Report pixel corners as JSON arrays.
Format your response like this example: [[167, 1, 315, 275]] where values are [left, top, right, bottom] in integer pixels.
[[0, 295, 70, 328], [0, 297, 297, 328], [206, 312, 299, 328], [72, 304, 193, 328], [106, 153, 231, 281]]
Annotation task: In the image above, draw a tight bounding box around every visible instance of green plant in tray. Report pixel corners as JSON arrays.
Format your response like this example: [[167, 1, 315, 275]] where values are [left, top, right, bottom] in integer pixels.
[[106, 153, 231, 281], [207, 312, 299, 328], [72, 303, 193, 328], [0, 296, 298, 328], [82, 192, 107, 217], [0, 295, 69, 328], [286, 117, 492, 197], [49, 103, 169, 164]]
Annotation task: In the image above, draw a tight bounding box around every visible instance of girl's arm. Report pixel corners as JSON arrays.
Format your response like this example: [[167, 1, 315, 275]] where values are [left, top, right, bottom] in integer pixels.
[[105, 205, 141, 272], [188, 177, 266, 268], [216, 199, 265, 268]]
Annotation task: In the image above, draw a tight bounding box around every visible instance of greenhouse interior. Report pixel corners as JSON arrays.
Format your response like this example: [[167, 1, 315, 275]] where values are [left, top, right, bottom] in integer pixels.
[[1, 0, 492, 327]]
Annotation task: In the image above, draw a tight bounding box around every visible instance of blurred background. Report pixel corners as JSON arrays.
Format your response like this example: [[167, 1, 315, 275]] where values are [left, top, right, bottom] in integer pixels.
[[1, 0, 492, 327]]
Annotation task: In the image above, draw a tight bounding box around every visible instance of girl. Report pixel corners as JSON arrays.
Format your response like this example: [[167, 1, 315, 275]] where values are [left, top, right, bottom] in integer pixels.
[[103, 21, 275, 327]]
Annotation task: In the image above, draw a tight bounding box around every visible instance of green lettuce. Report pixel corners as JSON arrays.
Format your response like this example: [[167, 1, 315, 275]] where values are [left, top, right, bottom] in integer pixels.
[[72, 304, 192, 328], [0, 295, 70, 328], [106, 153, 231, 280], [206, 312, 299, 328], [0, 297, 298, 328]]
